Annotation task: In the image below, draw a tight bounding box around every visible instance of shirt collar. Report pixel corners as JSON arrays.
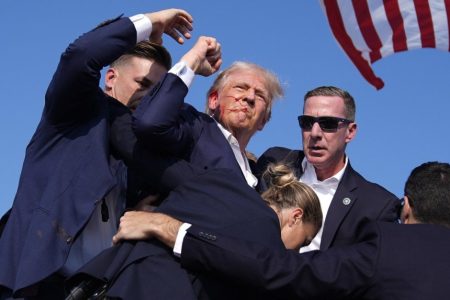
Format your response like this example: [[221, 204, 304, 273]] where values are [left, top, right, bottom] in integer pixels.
[[214, 118, 241, 147], [212, 117, 257, 188], [301, 156, 348, 186]]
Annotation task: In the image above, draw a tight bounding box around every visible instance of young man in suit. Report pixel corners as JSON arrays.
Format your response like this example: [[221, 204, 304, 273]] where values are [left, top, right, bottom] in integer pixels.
[[116, 161, 450, 300], [256, 86, 400, 251], [0, 9, 193, 299]]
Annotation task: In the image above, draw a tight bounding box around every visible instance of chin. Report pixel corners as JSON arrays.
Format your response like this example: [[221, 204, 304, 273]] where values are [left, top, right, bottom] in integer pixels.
[[306, 154, 326, 164]]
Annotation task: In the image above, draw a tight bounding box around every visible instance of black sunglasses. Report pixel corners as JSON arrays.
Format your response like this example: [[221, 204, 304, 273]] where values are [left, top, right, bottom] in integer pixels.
[[298, 115, 352, 132]]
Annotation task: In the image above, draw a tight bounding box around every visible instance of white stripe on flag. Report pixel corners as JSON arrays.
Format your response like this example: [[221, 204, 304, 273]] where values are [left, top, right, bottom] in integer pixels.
[[368, 0, 395, 58], [430, 0, 449, 51], [336, 0, 371, 62], [398, 0, 422, 49]]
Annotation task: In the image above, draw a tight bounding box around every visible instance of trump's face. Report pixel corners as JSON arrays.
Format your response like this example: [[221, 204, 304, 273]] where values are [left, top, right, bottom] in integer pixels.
[[208, 69, 269, 137]]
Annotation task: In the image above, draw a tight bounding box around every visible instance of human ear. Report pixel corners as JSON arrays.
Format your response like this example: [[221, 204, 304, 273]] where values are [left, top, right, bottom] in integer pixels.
[[345, 122, 357, 143], [207, 91, 219, 113], [289, 208, 304, 226], [105, 68, 118, 90], [401, 196, 412, 224]]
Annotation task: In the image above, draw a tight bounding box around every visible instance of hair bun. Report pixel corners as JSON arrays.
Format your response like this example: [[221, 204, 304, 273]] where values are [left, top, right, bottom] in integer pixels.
[[263, 163, 297, 188]]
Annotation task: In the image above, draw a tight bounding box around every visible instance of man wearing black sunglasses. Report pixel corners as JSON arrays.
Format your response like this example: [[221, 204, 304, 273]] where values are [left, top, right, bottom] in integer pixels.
[[256, 86, 400, 252]]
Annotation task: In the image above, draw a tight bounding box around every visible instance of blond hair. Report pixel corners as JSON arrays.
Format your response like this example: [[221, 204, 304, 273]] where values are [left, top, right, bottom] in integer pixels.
[[261, 163, 322, 229]]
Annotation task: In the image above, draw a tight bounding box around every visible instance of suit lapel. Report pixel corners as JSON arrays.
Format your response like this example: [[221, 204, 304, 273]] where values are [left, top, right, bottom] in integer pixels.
[[206, 118, 247, 182], [320, 164, 358, 250]]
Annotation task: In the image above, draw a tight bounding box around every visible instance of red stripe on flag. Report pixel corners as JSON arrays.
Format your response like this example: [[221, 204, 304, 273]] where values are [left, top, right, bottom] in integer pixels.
[[414, 0, 436, 47], [352, 0, 382, 63], [445, 0, 450, 51], [323, 0, 384, 89], [384, 0, 408, 52]]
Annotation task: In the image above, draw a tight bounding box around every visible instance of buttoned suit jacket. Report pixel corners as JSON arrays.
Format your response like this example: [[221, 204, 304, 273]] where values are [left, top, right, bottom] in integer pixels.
[[68, 165, 283, 300], [0, 17, 140, 297], [256, 146, 400, 250], [133, 73, 246, 179], [181, 221, 450, 299]]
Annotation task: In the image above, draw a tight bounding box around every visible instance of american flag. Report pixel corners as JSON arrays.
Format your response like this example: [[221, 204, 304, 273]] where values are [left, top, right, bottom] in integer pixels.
[[320, 0, 450, 89]]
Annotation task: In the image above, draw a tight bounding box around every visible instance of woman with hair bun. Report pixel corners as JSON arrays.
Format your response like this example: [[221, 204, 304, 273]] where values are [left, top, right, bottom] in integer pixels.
[[262, 163, 322, 250]]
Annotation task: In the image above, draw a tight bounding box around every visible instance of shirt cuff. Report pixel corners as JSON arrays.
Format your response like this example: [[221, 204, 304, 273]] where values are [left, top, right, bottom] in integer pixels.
[[169, 61, 195, 88], [130, 14, 152, 43], [173, 222, 192, 257]]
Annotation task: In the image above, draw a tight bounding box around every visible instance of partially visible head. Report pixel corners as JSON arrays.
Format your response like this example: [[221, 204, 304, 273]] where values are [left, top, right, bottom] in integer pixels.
[[261, 163, 322, 250], [402, 161, 450, 228], [104, 41, 172, 110], [205, 62, 283, 144], [300, 86, 357, 180]]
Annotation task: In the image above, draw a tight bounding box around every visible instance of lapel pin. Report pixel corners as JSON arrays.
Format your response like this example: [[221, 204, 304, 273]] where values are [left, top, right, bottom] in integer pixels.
[[342, 197, 351, 205]]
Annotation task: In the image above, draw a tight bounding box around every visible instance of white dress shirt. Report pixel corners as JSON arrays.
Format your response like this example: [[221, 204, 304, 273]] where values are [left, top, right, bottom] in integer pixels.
[[299, 157, 348, 253]]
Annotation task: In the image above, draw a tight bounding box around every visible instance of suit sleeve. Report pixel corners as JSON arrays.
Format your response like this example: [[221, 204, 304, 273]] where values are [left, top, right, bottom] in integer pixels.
[[44, 17, 137, 124], [132, 73, 192, 155], [180, 223, 380, 299], [376, 193, 402, 222]]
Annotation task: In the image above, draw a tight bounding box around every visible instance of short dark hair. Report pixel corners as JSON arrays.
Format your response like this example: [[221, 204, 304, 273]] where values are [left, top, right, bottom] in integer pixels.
[[111, 40, 172, 70], [404, 161, 450, 227], [304, 86, 356, 121]]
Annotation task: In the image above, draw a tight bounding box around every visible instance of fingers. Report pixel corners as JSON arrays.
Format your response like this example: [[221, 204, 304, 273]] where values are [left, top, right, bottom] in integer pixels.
[[174, 9, 194, 25], [173, 15, 193, 37], [206, 41, 221, 63], [147, 9, 194, 45], [112, 211, 151, 244], [163, 16, 193, 44], [169, 12, 194, 44], [205, 39, 222, 73]]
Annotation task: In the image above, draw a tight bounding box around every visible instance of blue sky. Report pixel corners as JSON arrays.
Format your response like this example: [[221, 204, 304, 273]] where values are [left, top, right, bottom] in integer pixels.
[[1, 1, 449, 215]]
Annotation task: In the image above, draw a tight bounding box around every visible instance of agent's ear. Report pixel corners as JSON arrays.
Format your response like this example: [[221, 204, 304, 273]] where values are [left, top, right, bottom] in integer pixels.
[[401, 196, 413, 224], [289, 208, 304, 227], [105, 68, 118, 90], [207, 91, 219, 113], [345, 122, 357, 143]]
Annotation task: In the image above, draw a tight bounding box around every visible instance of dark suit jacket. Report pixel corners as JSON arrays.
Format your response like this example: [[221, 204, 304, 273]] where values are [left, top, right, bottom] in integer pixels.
[[68, 166, 283, 300], [0, 17, 139, 297], [181, 221, 450, 299], [133, 73, 245, 179], [256, 146, 400, 250]]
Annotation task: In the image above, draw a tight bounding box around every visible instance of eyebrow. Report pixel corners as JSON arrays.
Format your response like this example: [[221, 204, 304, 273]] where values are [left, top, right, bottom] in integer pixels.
[[233, 82, 269, 99]]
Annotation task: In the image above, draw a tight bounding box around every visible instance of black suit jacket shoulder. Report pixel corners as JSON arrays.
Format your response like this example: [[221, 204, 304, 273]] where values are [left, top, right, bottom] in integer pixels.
[[256, 146, 401, 250]]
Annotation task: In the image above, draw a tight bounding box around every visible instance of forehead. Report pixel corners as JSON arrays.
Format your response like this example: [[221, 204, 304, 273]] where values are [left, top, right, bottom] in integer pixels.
[[303, 95, 346, 117], [224, 69, 269, 91]]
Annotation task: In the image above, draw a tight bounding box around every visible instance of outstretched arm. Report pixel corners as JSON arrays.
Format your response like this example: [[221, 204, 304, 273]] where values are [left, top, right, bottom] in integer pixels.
[[113, 210, 378, 300], [112, 211, 181, 248], [45, 9, 193, 125]]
